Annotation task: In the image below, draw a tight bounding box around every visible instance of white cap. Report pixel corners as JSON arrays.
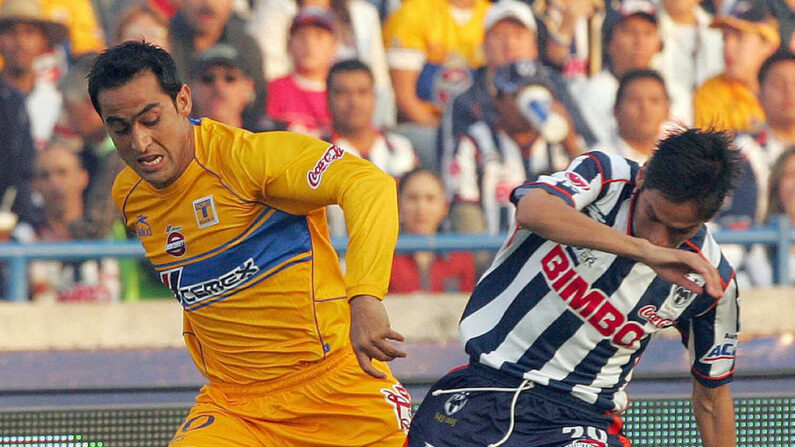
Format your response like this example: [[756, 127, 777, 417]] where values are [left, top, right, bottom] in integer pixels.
[[484, 0, 537, 33]]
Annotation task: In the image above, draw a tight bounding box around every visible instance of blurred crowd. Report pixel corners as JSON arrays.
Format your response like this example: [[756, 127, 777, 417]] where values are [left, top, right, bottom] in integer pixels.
[[0, 0, 794, 301]]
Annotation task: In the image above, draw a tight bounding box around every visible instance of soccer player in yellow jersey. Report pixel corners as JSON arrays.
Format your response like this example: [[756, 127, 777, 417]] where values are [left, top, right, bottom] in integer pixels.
[[87, 41, 410, 447]]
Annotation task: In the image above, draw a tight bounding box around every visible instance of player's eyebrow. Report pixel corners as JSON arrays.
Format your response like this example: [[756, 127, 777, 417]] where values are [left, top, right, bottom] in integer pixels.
[[104, 103, 161, 126]]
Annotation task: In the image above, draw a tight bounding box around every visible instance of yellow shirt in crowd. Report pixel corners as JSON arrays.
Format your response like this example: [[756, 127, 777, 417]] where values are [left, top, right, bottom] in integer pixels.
[[0, 0, 105, 55], [693, 74, 766, 133], [112, 119, 399, 385]]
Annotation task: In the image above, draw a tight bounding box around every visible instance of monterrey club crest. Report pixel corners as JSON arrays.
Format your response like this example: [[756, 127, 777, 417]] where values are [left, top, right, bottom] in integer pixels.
[[165, 225, 186, 257], [444, 392, 469, 416]]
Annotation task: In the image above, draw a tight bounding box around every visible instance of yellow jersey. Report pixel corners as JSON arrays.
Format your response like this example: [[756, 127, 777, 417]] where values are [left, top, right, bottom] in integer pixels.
[[112, 119, 399, 384]]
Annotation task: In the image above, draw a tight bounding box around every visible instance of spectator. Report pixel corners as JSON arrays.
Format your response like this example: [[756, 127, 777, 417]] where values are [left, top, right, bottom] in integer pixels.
[[536, 0, 606, 77], [767, 0, 795, 52], [440, 0, 596, 189], [445, 60, 582, 237], [169, 0, 266, 114], [327, 59, 417, 177], [604, 69, 671, 163], [765, 146, 795, 283], [382, 0, 491, 127], [266, 7, 338, 137], [693, 0, 780, 133], [17, 144, 120, 302], [324, 59, 417, 238], [656, 0, 724, 107], [0, 0, 105, 56], [54, 52, 122, 240], [248, 0, 396, 127], [734, 51, 795, 219], [0, 77, 37, 238], [390, 168, 476, 294], [190, 43, 280, 131], [568, 0, 691, 145], [114, 1, 171, 51], [0, 0, 69, 147]]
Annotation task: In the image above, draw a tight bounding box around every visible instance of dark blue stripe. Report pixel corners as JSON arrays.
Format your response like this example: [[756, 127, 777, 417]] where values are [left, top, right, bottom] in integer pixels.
[[594, 335, 652, 409], [166, 210, 312, 308], [503, 311, 584, 378], [464, 273, 549, 357], [154, 206, 272, 269], [601, 182, 634, 227], [559, 339, 620, 393], [460, 233, 546, 319]]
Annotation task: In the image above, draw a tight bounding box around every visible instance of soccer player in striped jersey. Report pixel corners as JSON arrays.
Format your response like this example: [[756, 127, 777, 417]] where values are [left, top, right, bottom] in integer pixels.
[[409, 128, 742, 447]]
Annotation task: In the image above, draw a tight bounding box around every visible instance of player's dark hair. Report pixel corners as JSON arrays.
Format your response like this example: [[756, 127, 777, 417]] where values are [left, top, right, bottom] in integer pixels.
[[644, 128, 742, 220], [758, 51, 795, 86], [327, 59, 374, 93], [614, 69, 668, 110], [88, 40, 183, 116]]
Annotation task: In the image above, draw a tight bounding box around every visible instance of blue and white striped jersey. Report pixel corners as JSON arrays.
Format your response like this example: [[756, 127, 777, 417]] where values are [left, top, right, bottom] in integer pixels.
[[460, 151, 739, 412]]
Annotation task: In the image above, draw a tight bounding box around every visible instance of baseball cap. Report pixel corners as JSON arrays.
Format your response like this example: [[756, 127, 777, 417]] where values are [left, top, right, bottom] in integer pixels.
[[710, 0, 780, 46], [484, 0, 537, 33], [0, 0, 69, 47], [191, 44, 247, 78], [290, 7, 336, 35]]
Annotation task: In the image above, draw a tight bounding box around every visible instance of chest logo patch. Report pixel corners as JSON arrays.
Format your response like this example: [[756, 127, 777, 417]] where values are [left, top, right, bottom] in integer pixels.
[[165, 226, 186, 257], [193, 195, 219, 229]]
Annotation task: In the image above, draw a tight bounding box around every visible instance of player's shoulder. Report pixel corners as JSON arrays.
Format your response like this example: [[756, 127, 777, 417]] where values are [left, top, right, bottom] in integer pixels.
[[572, 150, 638, 183], [111, 166, 143, 214], [111, 166, 141, 197], [685, 226, 736, 284]]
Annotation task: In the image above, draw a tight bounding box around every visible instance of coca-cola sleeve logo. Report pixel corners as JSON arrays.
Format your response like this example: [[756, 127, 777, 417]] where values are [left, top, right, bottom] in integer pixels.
[[307, 144, 346, 189]]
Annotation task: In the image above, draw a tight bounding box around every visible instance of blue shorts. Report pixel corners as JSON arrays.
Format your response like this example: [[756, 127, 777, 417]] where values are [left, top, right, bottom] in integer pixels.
[[407, 364, 630, 447]]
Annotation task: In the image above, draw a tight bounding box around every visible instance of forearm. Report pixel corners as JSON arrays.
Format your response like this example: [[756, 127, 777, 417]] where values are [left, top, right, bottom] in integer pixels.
[[692, 381, 736, 447], [340, 169, 399, 299], [515, 189, 652, 261]]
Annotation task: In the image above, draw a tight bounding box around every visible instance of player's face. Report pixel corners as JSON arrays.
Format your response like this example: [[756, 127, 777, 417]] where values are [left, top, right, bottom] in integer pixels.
[[98, 71, 195, 189], [633, 187, 703, 248]]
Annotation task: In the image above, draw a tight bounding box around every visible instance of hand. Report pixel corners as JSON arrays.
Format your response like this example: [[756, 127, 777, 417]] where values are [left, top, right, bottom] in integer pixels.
[[637, 242, 724, 298], [349, 295, 407, 379]]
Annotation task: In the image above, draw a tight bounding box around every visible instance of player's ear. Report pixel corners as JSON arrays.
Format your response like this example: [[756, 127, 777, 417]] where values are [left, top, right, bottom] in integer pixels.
[[176, 83, 193, 116]]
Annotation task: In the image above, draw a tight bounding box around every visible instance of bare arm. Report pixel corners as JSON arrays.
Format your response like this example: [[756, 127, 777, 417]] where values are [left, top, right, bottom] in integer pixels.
[[390, 69, 440, 126], [692, 380, 736, 447], [515, 189, 723, 296]]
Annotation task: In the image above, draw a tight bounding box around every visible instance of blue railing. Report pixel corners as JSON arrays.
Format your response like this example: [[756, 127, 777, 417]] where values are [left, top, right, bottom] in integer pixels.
[[0, 217, 791, 301]]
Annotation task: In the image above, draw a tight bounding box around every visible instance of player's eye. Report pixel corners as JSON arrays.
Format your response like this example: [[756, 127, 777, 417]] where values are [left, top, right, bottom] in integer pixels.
[[141, 117, 160, 127]]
